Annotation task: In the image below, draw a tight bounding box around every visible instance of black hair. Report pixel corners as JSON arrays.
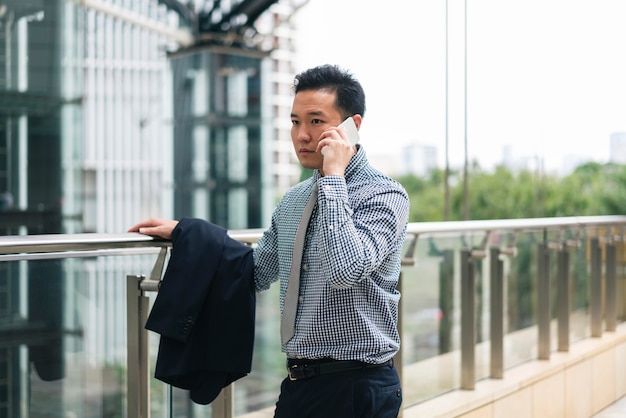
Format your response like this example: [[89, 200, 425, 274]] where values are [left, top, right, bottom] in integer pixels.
[[293, 64, 366, 118]]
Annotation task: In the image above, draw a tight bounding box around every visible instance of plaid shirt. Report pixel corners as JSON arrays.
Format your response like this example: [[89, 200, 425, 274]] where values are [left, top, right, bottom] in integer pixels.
[[253, 146, 410, 363]]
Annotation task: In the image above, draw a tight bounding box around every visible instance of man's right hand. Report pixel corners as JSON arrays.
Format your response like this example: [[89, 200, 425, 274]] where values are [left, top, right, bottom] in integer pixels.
[[128, 218, 179, 240]]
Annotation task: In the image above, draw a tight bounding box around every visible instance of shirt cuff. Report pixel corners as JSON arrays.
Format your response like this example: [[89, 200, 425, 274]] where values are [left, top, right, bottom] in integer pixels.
[[318, 176, 348, 201]]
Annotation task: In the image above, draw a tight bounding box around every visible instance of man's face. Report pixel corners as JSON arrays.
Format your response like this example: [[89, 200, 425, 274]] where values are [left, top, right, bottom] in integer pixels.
[[290, 89, 342, 171]]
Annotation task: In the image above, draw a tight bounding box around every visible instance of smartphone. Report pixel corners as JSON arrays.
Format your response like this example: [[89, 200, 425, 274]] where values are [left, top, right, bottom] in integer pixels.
[[338, 117, 360, 146]]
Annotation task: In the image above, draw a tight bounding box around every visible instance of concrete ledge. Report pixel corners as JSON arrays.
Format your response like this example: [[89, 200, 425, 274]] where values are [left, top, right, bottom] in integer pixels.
[[403, 323, 626, 418]]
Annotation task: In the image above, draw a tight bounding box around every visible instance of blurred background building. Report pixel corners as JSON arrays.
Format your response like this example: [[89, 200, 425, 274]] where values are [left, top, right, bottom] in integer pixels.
[[0, 0, 304, 238], [611, 132, 626, 164], [0, 1, 304, 416]]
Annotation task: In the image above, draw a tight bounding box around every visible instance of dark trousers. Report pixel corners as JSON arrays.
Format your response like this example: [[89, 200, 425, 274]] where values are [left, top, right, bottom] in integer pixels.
[[273, 361, 402, 418]]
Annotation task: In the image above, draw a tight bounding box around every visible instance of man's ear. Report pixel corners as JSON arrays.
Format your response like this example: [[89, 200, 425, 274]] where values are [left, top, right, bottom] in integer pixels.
[[352, 114, 363, 130]]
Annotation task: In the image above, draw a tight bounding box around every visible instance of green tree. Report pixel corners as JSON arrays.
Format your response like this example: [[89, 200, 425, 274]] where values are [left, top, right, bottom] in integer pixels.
[[395, 162, 626, 222], [395, 170, 449, 221]]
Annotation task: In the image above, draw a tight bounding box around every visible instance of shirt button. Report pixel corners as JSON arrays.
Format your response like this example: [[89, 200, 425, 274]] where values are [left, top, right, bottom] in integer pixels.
[[324, 185, 331, 191], [302, 264, 308, 270], [328, 225, 333, 230], [298, 296, 304, 302]]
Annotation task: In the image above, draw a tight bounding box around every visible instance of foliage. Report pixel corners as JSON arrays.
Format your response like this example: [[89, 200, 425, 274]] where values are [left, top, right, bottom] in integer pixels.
[[395, 170, 447, 221], [395, 162, 626, 222]]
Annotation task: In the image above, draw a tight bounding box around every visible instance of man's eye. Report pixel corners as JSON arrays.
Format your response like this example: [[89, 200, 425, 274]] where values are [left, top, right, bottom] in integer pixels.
[[291, 120, 299, 125], [311, 119, 322, 125]]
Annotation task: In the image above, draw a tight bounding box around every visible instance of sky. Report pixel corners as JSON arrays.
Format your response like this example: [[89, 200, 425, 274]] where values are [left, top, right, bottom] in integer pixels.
[[291, 0, 626, 174]]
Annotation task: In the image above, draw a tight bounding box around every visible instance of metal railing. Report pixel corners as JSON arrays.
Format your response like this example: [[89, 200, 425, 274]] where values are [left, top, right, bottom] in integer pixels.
[[1, 215, 625, 417]]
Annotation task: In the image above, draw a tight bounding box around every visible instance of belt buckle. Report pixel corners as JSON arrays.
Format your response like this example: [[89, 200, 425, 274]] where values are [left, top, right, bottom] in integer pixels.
[[288, 364, 302, 381]]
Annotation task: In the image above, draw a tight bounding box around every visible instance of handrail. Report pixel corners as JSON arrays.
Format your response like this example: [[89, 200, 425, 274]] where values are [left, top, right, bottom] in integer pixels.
[[0, 229, 266, 255], [0, 232, 166, 254], [1, 215, 624, 255], [405, 215, 626, 235]]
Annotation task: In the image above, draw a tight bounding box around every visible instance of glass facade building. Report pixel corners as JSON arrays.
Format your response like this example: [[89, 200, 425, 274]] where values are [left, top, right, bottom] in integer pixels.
[[170, 51, 266, 229], [0, 0, 301, 416], [0, 0, 178, 234], [0, 0, 289, 234]]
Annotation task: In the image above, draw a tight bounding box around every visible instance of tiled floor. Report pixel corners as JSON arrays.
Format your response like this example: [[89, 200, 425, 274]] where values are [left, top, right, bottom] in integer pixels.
[[592, 396, 626, 417]]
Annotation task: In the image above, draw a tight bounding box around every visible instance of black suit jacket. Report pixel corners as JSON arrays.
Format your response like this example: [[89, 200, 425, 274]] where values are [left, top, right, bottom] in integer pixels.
[[145, 217, 255, 405]]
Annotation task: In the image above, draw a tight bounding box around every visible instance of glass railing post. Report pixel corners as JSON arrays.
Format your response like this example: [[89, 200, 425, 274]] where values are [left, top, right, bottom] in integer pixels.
[[605, 242, 617, 332], [557, 244, 570, 352], [537, 243, 551, 360], [397, 234, 417, 418], [127, 274, 151, 418], [439, 249, 454, 355], [489, 246, 504, 378], [590, 237, 603, 337], [397, 271, 404, 418], [212, 385, 234, 418], [460, 248, 475, 390]]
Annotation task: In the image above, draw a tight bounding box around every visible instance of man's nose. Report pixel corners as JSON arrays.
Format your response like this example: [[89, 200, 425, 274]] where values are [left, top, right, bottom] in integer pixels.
[[296, 126, 312, 142]]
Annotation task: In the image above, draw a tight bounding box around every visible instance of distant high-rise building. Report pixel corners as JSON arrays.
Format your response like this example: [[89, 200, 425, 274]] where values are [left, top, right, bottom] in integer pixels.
[[400, 143, 438, 177], [501, 145, 533, 172], [610, 132, 626, 164]]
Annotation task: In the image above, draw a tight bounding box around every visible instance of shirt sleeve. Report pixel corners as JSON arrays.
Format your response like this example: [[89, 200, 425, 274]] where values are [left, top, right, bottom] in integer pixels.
[[252, 203, 280, 292], [316, 175, 410, 289]]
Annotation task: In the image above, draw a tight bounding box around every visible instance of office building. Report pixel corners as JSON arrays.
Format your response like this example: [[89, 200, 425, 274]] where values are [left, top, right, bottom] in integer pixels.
[[0, 1, 302, 416], [401, 143, 439, 177], [610, 132, 626, 164]]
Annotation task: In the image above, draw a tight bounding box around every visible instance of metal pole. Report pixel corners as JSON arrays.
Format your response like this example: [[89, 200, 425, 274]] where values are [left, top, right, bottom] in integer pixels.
[[537, 243, 551, 360], [444, 0, 450, 221], [461, 249, 475, 389], [212, 385, 234, 418], [127, 275, 140, 418], [489, 247, 503, 378], [139, 287, 151, 417], [396, 272, 404, 418], [462, 0, 469, 220], [557, 246, 570, 351], [396, 236, 417, 417], [590, 238, 603, 337], [127, 274, 151, 418], [605, 243, 617, 332], [439, 250, 454, 354]]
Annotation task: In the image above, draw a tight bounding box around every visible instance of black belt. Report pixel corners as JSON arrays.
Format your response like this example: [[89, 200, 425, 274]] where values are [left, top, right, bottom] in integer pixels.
[[286, 358, 393, 381]]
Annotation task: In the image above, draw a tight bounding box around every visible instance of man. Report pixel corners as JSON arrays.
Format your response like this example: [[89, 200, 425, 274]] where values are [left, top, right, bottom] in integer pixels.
[[129, 64, 409, 417]]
